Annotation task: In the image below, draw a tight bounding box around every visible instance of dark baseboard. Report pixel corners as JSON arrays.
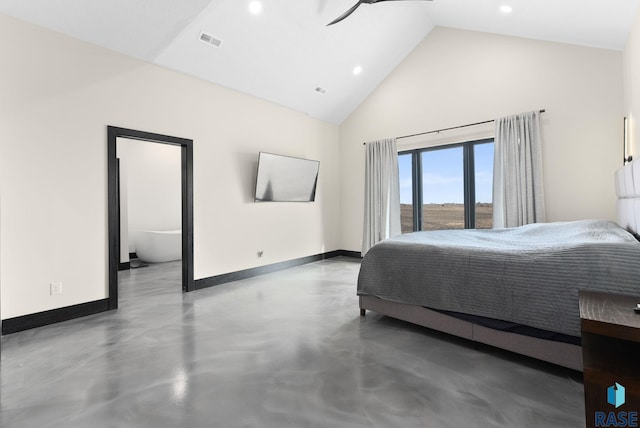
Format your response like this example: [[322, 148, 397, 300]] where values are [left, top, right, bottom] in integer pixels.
[[338, 250, 362, 259], [194, 249, 360, 290], [118, 262, 130, 271], [2, 299, 111, 335]]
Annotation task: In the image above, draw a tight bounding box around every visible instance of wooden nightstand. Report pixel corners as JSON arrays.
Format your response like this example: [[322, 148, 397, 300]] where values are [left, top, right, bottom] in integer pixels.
[[580, 291, 640, 428]]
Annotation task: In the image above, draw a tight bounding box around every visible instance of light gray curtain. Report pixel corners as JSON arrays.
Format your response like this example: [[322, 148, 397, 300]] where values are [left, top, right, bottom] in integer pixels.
[[493, 111, 545, 228], [362, 138, 401, 255]]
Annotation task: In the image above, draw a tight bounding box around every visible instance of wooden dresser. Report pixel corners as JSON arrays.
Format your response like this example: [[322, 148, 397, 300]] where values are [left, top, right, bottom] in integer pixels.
[[580, 291, 640, 428]]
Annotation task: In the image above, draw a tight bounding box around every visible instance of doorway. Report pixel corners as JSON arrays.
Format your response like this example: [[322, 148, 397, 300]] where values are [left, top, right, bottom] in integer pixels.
[[107, 126, 194, 310]]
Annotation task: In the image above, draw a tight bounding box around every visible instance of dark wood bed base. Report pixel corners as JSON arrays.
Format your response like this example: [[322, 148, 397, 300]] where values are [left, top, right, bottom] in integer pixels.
[[359, 295, 583, 372]]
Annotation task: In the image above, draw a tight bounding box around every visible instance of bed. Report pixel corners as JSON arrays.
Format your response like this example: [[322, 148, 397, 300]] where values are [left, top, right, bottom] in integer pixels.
[[358, 162, 640, 371]]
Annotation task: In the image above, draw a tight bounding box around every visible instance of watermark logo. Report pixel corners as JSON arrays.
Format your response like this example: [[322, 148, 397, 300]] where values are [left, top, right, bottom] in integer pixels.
[[595, 382, 637, 427], [609, 383, 627, 409]]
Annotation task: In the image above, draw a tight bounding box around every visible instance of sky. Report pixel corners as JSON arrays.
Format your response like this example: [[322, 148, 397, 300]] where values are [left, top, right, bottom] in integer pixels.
[[399, 142, 494, 204]]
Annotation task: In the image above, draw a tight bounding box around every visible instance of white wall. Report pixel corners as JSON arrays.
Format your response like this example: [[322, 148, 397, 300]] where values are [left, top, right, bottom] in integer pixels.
[[339, 27, 623, 251], [624, 7, 640, 156], [0, 14, 340, 319], [117, 139, 182, 254]]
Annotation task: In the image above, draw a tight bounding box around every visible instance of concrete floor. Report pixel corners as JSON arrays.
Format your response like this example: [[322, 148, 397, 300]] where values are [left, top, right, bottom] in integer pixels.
[[1, 257, 585, 427]]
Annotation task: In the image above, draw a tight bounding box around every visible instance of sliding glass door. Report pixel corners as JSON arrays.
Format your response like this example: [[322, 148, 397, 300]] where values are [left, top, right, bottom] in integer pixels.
[[399, 139, 494, 232], [421, 146, 464, 230], [474, 142, 494, 229], [398, 153, 415, 234]]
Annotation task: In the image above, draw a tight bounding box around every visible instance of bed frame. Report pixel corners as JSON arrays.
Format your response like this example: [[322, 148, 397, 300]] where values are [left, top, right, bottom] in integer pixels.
[[359, 295, 583, 371], [359, 161, 640, 372]]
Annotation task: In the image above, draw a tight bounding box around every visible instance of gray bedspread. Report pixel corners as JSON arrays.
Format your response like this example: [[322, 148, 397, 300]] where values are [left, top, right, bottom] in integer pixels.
[[357, 220, 640, 337]]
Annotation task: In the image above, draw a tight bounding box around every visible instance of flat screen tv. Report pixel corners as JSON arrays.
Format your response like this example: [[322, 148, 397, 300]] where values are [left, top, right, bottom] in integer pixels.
[[254, 152, 319, 202]]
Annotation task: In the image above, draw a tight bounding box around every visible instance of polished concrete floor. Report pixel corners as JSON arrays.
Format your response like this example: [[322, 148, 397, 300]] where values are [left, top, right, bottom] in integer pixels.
[[1, 257, 584, 427]]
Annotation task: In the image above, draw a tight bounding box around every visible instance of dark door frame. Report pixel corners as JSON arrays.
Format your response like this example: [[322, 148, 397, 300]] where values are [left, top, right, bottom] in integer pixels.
[[107, 126, 194, 310]]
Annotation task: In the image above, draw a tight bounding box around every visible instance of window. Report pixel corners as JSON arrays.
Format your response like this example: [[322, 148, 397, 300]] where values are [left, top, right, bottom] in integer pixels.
[[399, 139, 494, 231]]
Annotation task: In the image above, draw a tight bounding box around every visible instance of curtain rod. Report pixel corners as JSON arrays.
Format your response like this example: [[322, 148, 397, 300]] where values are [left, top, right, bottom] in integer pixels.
[[363, 109, 546, 145]]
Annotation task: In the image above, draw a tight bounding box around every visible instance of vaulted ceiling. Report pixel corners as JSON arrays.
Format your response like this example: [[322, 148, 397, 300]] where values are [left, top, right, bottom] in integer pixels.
[[0, 0, 638, 124]]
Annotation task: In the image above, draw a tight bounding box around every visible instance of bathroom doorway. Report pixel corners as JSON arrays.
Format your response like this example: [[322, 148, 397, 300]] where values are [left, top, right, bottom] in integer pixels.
[[118, 138, 182, 270], [107, 126, 194, 310]]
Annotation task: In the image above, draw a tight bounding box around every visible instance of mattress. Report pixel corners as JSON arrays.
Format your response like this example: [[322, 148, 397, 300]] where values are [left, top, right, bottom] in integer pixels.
[[357, 220, 640, 337]]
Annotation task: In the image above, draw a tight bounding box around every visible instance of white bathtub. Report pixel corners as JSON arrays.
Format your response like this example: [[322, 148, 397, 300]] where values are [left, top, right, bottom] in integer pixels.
[[135, 229, 182, 263]]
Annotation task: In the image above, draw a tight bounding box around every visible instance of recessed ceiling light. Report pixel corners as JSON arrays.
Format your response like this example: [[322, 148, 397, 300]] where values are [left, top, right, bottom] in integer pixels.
[[249, 1, 262, 15], [500, 5, 512, 14], [353, 66, 363, 76]]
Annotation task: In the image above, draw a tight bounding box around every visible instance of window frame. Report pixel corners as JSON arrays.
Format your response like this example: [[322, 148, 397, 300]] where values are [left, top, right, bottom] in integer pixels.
[[399, 138, 494, 231]]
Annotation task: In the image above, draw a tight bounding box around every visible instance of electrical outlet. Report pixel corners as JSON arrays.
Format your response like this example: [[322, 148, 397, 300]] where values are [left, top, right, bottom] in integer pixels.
[[50, 282, 62, 295]]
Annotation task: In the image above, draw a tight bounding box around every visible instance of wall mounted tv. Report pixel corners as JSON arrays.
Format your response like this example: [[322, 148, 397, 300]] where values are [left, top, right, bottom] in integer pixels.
[[254, 152, 319, 202]]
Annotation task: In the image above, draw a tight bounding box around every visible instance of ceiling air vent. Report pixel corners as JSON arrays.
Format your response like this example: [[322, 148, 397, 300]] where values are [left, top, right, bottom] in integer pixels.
[[199, 32, 222, 47], [315, 87, 327, 95]]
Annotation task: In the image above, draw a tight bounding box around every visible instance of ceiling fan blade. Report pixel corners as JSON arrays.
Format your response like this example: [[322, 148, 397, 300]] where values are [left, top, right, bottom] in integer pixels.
[[327, 0, 432, 26], [370, 0, 433, 2], [327, 0, 364, 26]]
